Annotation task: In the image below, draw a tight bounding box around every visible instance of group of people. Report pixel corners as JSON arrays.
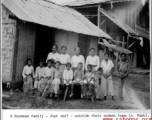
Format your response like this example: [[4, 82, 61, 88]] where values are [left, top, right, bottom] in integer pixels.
[[22, 45, 130, 103]]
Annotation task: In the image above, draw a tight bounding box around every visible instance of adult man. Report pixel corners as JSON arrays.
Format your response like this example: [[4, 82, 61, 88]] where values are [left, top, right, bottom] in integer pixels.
[[59, 46, 71, 72], [46, 45, 60, 63], [71, 47, 85, 72], [100, 52, 115, 100], [85, 48, 100, 71], [117, 53, 130, 100]]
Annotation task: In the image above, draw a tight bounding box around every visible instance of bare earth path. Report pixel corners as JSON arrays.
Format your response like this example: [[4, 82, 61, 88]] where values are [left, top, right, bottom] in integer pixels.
[[2, 74, 150, 109]]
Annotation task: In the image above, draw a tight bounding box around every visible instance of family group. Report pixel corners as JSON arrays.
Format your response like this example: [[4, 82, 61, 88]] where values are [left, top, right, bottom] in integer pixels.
[[22, 45, 130, 103]]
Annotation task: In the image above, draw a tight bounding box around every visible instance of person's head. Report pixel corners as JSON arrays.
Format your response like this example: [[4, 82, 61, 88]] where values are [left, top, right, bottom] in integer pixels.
[[90, 48, 95, 56], [61, 46, 67, 54], [74, 47, 80, 55], [47, 59, 52, 68], [97, 68, 102, 76], [104, 52, 109, 60], [55, 61, 60, 69], [66, 62, 71, 70], [39, 59, 44, 67], [87, 64, 92, 72], [26, 58, 32, 66], [77, 62, 83, 70], [121, 53, 127, 61], [52, 45, 58, 53]]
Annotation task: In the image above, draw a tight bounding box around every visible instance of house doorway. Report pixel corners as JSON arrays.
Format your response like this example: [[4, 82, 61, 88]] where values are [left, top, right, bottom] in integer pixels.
[[34, 25, 55, 67]]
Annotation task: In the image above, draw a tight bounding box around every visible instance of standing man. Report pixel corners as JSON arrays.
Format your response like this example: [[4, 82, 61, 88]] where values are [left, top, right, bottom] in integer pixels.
[[117, 53, 130, 100], [85, 48, 100, 71], [100, 52, 115, 100], [71, 47, 85, 72], [59, 46, 71, 72], [46, 45, 60, 63]]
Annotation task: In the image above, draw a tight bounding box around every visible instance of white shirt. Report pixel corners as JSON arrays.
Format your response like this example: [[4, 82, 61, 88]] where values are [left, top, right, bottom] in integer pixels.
[[46, 52, 60, 63], [63, 69, 73, 85], [100, 59, 114, 78], [85, 55, 100, 70], [71, 55, 85, 70], [22, 65, 34, 78], [43, 67, 54, 77], [35, 66, 45, 78], [59, 54, 70, 64]]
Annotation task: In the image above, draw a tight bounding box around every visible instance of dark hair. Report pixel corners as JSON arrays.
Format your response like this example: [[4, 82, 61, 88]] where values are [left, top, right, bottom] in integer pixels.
[[98, 67, 102, 71], [66, 62, 71, 67], [47, 59, 53, 65], [78, 62, 83, 65], [52, 45, 58, 50], [26, 58, 32, 64], [39, 59, 44, 63], [104, 52, 109, 56], [55, 61, 61, 65], [61, 46, 67, 50], [121, 53, 127, 57], [74, 47, 80, 51], [90, 48, 95, 51], [87, 64, 92, 68]]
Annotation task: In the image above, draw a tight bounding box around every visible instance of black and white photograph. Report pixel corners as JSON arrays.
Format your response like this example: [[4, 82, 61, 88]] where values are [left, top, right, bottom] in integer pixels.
[[1, 0, 150, 110]]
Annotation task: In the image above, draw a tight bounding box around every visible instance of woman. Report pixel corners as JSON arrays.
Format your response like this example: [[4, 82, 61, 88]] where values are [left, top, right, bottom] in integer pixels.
[[71, 47, 85, 72]]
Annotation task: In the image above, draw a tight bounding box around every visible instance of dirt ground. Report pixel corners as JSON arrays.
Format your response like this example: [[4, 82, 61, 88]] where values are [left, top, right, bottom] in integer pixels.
[[2, 74, 150, 109]]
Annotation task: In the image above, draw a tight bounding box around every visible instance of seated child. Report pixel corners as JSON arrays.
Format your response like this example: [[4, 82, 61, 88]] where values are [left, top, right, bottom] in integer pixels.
[[34, 60, 45, 91], [22, 58, 35, 94], [50, 61, 62, 98], [94, 68, 102, 100], [40, 59, 54, 96], [63, 62, 73, 98], [72, 62, 84, 98], [84, 64, 96, 102]]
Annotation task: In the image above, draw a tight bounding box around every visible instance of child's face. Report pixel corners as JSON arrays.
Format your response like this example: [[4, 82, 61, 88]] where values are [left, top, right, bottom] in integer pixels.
[[78, 64, 83, 70], [97, 71, 102, 76], [66, 65, 71, 70], [121, 55, 126, 61], [104, 54, 109, 60], [87, 66, 92, 72], [47, 62, 52, 68], [27, 60, 32, 66], [55, 63, 60, 69], [39, 62, 44, 67]]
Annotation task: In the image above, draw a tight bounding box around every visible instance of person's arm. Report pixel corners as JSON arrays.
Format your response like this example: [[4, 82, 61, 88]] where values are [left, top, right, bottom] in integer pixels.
[[74, 70, 77, 80], [82, 56, 85, 71], [116, 62, 120, 76], [43, 68, 46, 78], [125, 62, 130, 76], [68, 70, 73, 83], [63, 70, 67, 83], [96, 56, 100, 71], [85, 56, 89, 71], [35, 67, 38, 79], [108, 61, 114, 77], [22, 66, 26, 78], [32, 66, 35, 78], [51, 69, 55, 81]]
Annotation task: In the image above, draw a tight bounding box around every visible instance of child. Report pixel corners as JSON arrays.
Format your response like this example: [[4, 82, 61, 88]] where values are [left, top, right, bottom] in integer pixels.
[[34, 60, 45, 91], [84, 64, 95, 103], [22, 58, 35, 94], [117, 53, 130, 100], [72, 62, 84, 98], [50, 61, 62, 98], [40, 59, 54, 96], [63, 62, 73, 100], [94, 68, 102, 100]]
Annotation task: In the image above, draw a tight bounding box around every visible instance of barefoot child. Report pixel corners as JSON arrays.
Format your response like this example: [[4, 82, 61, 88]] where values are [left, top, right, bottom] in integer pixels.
[[72, 62, 84, 98], [84, 64, 96, 102], [63, 62, 73, 100], [22, 58, 35, 94], [40, 59, 54, 97], [34, 60, 45, 91], [117, 53, 130, 100], [51, 61, 62, 99]]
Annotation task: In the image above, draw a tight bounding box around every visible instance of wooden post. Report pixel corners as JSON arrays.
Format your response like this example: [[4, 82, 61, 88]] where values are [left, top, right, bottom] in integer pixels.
[[97, 5, 101, 56], [127, 35, 129, 61]]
